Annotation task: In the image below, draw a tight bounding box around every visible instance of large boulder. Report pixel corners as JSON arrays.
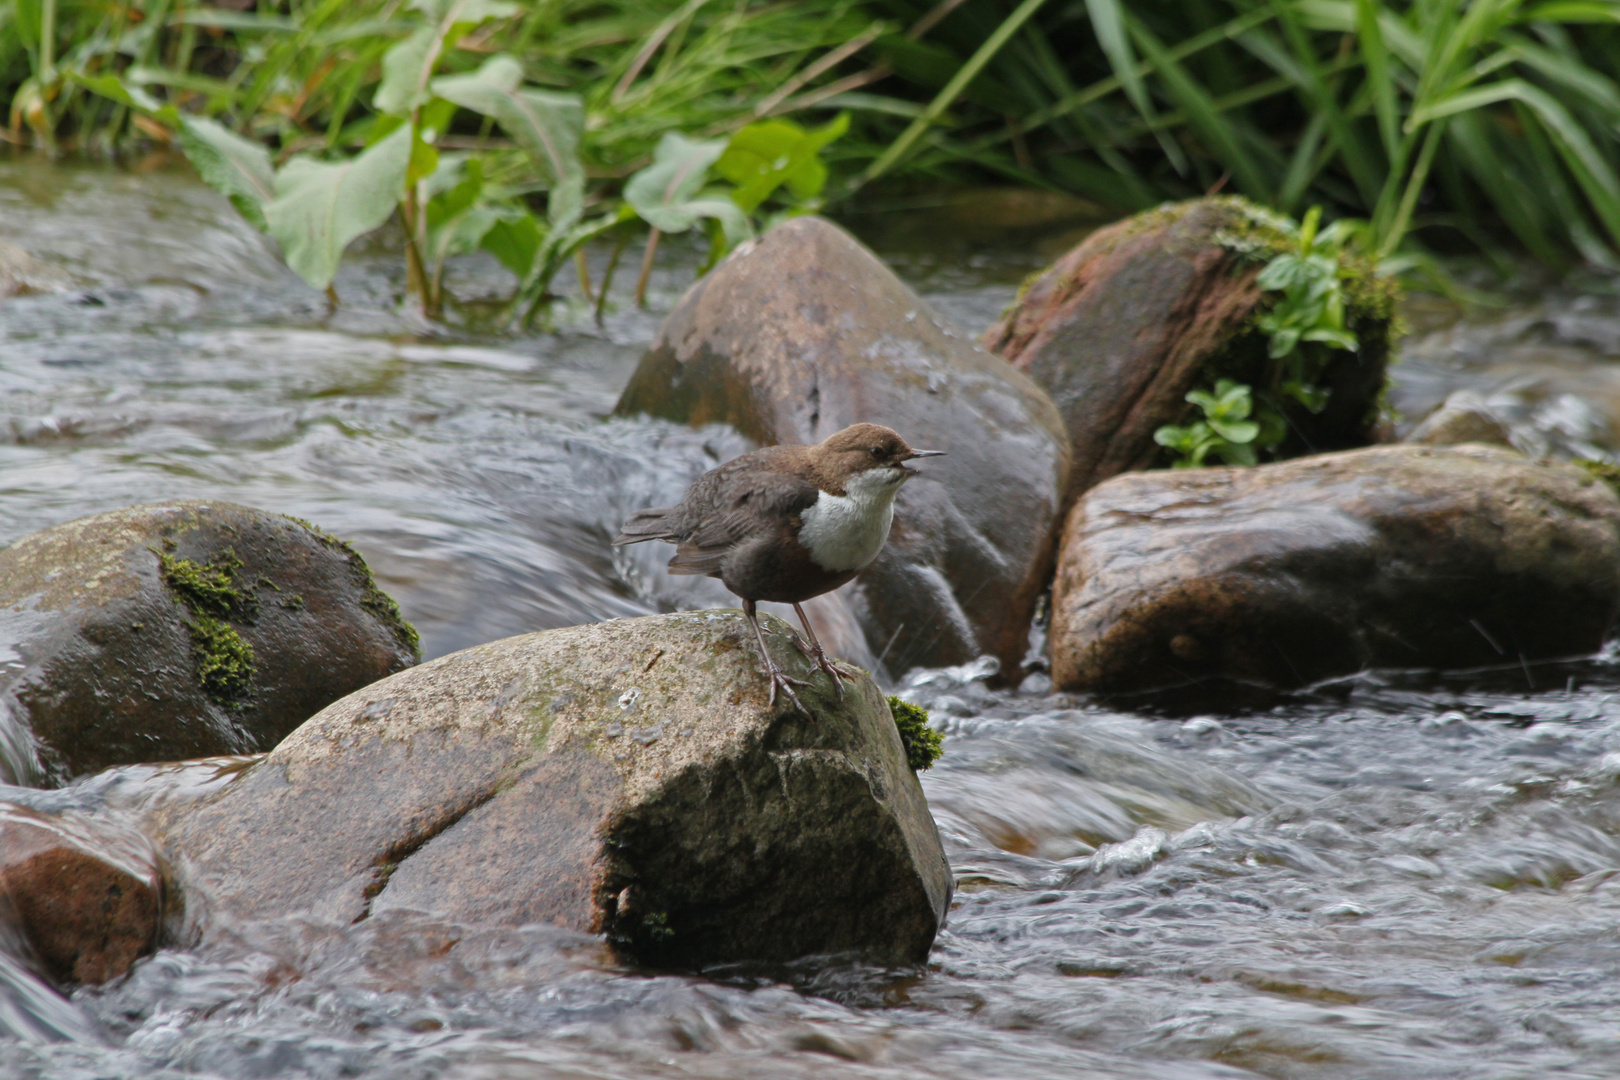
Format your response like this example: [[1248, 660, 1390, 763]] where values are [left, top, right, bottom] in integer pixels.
[[0, 501, 420, 785], [0, 798, 160, 985], [615, 216, 1071, 680], [982, 197, 1397, 501], [152, 612, 952, 967], [1050, 444, 1620, 694]]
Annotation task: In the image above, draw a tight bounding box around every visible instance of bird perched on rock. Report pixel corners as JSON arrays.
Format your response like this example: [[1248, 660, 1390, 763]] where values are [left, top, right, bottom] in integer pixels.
[[613, 423, 944, 712]]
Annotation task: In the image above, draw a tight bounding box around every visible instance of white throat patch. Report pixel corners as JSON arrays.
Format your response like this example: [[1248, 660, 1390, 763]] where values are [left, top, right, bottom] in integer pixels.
[[797, 467, 905, 572]]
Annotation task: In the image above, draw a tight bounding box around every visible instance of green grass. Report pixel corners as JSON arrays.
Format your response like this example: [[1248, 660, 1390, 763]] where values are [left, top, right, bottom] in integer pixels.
[[7, 0, 1620, 276]]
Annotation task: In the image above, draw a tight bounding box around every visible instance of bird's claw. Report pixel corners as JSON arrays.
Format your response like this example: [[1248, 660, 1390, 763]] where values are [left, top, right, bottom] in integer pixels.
[[766, 665, 812, 714], [792, 633, 849, 700]]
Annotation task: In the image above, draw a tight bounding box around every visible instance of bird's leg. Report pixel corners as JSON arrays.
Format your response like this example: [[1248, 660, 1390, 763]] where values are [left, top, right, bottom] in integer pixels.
[[743, 600, 810, 714], [792, 602, 848, 699]]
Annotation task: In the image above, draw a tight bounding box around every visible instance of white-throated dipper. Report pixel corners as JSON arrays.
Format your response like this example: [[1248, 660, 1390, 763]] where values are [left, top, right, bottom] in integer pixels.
[[613, 423, 944, 713]]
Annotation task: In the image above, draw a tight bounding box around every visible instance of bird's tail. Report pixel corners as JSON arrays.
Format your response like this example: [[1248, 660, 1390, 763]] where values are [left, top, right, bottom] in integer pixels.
[[612, 507, 678, 545]]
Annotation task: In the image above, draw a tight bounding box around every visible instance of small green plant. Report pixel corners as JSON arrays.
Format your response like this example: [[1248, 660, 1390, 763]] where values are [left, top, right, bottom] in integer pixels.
[[1255, 206, 1360, 415], [1156, 207, 1366, 470], [887, 696, 943, 771], [1153, 378, 1263, 469]]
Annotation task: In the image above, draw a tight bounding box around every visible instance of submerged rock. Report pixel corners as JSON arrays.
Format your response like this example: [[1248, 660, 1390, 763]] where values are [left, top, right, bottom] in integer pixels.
[[0, 501, 420, 785], [0, 799, 160, 985], [615, 216, 1071, 680], [982, 197, 1396, 501], [1405, 390, 1517, 449], [1050, 444, 1620, 693], [0, 240, 72, 298], [153, 612, 952, 967]]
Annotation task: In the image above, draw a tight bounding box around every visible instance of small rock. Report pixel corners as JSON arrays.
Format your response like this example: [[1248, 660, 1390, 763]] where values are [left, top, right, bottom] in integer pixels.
[[0, 240, 72, 298], [982, 197, 1396, 500], [1050, 444, 1620, 693], [0, 800, 160, 985], [151, 612, 951, 967], [0, 501, 420, 785], [1405, 390, 1516, 449], [615, 216, 1071, 679]]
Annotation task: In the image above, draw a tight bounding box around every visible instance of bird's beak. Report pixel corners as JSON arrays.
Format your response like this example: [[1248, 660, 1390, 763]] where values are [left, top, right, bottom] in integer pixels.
[[907, 449, 947, 459]]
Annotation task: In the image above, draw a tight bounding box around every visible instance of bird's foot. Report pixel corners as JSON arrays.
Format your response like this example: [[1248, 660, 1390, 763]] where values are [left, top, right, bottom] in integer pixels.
[[765, 662, 812, 714], [792, 633, 849, 699]]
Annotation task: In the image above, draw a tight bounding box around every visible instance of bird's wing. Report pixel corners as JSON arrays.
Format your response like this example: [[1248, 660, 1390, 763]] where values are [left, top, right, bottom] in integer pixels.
[[666, 469, 819, 576]]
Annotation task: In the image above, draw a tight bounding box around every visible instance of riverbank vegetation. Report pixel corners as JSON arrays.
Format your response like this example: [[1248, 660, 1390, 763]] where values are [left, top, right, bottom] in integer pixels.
[[4, 0, 1619, 307]]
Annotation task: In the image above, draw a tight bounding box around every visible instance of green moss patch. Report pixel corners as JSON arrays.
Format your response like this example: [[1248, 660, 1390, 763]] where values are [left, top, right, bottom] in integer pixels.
[[157, 548, 257, 620], [186, 614, 256, 705], [156, 547, 258, 706], [888, 696, 944, 771], [283, 515, 421, 660]]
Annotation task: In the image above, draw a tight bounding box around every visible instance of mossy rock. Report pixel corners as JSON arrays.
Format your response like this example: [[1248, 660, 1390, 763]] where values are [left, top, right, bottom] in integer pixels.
[[151, 612, 952, 968], [983, 196, 1398, 503], [0, 501, 419, 785]]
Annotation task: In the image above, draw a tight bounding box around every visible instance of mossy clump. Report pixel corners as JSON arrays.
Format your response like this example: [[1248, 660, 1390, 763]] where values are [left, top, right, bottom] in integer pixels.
[[1577, 459, 1620, 498], [157, 548, 257, 620], [157, 547, 258, 706], [282, 514, 422, 660], [888, 696, 944, 772], [187, 614, 255, 705]]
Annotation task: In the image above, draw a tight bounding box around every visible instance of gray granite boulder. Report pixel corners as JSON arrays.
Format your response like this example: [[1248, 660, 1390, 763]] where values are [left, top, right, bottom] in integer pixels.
[[152, 612, 952, 967], [1050, 444, 1620, 693], [0, 501, 419, 785], [615, 216, 1071, 680]]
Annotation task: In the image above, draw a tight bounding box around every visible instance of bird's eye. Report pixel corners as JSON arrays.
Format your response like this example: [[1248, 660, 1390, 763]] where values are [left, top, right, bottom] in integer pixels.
[[869, 447, 884, 458]]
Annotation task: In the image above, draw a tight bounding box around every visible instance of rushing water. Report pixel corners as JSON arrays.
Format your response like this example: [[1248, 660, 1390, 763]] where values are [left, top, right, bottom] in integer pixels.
[[6, 157, 1620, 1079]]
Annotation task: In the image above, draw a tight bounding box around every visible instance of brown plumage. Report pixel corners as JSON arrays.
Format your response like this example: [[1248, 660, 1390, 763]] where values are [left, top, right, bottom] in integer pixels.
[[614, 423, 943, 712]]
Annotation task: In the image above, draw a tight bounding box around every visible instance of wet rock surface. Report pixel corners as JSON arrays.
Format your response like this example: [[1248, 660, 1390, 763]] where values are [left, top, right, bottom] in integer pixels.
[[0, 798, 160, 985], [615, 215, 1071, 679], [1050, 444, 1620, 693], [1405, 389, 1517, 448], [0, 240, 72, 298], [152, 612, 951, 967], [0, 501, 420, 785], [982, 197, 1395, 500]]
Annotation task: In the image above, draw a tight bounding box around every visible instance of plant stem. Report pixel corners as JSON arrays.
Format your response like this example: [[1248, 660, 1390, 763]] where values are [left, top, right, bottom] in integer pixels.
[[862, 0, 1055, 185], [595, 228, 629, 324], [634, 227, 661, 307], [1381, 122, 1444, 259], [575, 247, 593, 304]]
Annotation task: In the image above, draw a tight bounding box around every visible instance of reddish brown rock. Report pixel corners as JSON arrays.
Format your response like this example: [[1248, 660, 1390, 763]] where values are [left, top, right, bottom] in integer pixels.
[[0, 803, 160, 984], [982, 197, 1396, 502], [152, 612, 952, 967], [615, 215, 1071, 679], [0, 501, 420, 786], [1051, 444, 1620, 694]]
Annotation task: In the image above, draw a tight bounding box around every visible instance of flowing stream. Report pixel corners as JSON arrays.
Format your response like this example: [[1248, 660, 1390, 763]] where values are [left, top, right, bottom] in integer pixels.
[[6, 158, 1620, 1079]]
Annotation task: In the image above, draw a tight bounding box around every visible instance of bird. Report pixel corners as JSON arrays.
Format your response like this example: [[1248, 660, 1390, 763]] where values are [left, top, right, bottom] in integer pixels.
[[613, 423, 944, 713]]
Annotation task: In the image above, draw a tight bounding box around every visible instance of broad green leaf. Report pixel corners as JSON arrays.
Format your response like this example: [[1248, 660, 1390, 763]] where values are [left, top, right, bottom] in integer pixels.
[[715, 114, 849, 213], [264, 124, 412, 291], [625, 133, 750, 243], [177, 116, 276, 232], [375, 0, 518, 115], [1209, 418, 1259, 443], [431, 55, 585, 230], [481, 211, 544, 277]]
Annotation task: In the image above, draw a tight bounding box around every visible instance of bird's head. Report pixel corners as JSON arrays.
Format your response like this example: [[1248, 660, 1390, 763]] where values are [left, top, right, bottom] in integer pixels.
[[813, 423, 945, 492]]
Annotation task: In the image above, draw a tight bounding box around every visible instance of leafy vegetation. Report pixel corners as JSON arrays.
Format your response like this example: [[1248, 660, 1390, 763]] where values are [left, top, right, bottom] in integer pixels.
[[6, 0, 1620, 299], [1156, 205, 1370, 469], [888, 696, 943, 771]]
